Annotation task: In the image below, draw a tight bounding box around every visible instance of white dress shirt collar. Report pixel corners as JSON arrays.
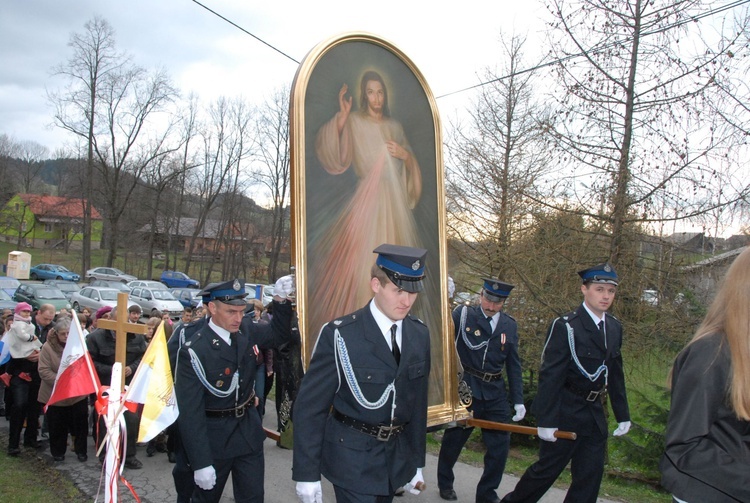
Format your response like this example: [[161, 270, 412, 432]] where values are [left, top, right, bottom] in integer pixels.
[[369, 300, 402, 351], [208, 319, 232, 345]]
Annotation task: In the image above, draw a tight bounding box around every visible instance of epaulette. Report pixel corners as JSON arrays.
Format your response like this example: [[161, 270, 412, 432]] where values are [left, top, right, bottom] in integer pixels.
[[329, 312, 358, 328], [502, 312, 516, 322], [407, 313, 426, 326], [605, 312, 621, 324]]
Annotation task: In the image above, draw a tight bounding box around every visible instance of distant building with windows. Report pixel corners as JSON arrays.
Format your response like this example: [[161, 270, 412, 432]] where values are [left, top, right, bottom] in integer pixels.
[[0, 193, 103, 249]]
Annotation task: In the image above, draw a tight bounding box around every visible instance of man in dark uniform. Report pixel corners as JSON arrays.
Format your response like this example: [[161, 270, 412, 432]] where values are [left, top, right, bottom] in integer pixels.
[[438, 278, 525, 503], [293, 244, 431, 503], [175, 276, 294, 503], [501, 263, 631, 503]]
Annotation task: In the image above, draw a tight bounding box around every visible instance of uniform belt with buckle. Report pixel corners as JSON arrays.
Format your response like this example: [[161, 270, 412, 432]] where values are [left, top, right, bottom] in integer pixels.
[[565, 381, 607, 402], [464, 366, 503, 382], [332, 409, 406, 441], [205, 393, 255, 418]]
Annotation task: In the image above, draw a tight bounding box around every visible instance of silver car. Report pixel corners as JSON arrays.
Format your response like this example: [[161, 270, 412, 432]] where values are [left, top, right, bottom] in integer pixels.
[[129, 286, 183, 319], [86, 267, 137, 283], [70, 286, 139, 313], [127, 280, 167, 290]]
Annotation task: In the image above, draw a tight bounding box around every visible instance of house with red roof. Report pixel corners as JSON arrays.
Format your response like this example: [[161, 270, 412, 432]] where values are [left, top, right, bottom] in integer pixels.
[[0, 194, 103, 250]]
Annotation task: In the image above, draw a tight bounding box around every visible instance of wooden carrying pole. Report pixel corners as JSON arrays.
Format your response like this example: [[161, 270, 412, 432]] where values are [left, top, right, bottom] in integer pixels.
[[459, 418, 577, 440]]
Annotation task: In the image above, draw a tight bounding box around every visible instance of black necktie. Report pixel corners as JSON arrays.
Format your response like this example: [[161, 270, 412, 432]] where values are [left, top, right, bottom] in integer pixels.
[[487, 316, 493, 331], [598, 320, 605, 337], [390, 324, 400, 365]]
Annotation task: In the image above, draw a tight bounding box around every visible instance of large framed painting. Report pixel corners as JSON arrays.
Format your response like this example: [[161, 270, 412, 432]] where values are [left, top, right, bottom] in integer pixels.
[[290, 32, 462, 425]]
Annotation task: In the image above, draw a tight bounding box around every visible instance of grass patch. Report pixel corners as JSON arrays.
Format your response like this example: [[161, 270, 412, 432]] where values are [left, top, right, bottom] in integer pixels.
[[0, 447, 89, 503]]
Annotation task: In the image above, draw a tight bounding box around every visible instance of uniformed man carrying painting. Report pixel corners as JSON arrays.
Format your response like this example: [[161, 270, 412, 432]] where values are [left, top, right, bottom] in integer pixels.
[[175, 277, 294, 503], [293, 244, 431, 503], [501, 263, 631, 503], [438, 278, 525, 503]]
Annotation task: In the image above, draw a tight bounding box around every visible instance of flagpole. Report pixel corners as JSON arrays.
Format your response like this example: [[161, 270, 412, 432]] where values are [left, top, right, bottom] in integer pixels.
[[105, 362, 123, 503]]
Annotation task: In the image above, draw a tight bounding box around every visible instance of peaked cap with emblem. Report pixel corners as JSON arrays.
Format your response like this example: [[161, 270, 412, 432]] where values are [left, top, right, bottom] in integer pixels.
[[200, 278, 247, 305], [374, 243, 428, 293], [578, 263, 619, 286], [482, 277, 514, 302]]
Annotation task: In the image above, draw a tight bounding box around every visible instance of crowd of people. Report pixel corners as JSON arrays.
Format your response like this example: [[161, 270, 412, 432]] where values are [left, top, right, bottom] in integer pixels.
[[1, 246, 748, 503]]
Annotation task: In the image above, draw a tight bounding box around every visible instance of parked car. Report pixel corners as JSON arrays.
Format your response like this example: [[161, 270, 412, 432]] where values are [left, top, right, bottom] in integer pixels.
[[453, 291, 479, 307], [160, 270, 200, 289], [170, 288, 202, 308], [129, 286, 183, 319], [127, 280, 168, 290], [13, 283, 72, 311], [43, 279, 82, 300], [90, 279, 132, 293], [86, 267, 137, 283], [0, 289, 17, 311], [29, 263, 80, 282], [244, 283, 274, 306], [0, 276, 21, 297], [70, 286, 139, 314]]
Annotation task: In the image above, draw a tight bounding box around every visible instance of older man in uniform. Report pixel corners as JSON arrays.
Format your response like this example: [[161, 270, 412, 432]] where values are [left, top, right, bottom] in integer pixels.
[[293, 244, 431, 503], [438, 278, 525, 503], [501, 263, 631, 503], [175, 276, 294, 503]]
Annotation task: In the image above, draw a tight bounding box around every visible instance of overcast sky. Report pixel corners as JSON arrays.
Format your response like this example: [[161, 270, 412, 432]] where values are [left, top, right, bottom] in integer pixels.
[[0, 0, 548, 153]]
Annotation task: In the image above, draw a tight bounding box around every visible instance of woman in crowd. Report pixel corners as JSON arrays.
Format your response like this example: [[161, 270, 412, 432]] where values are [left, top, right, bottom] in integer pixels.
[[37, 317, 88, 462], [660, 247, 750, 502]]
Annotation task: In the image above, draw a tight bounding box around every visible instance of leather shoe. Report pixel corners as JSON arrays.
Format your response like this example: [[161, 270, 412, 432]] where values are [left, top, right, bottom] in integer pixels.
[[53, 455, 65, 462], [7, 447, 20, 456], [167, 451, 176, 463], [77, 453, 88, 462], [124, 457, 143, 469], [440, 488, 458, 501], [23, 440, 41, 449], [476, 498, 501, 503]]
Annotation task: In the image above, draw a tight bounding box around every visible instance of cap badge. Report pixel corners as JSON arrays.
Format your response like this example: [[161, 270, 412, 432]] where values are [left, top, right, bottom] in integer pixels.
[[604, 264, 612, 272], [493, 282, 500, 290], [232, 279, 241, 291], [412, 260, 420, 270]]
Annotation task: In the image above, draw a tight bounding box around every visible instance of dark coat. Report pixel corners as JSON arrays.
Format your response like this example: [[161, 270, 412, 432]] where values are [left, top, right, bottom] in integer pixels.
[[453, 304, 523, 404], [174, 300, 292, 471], [531, 304, 629, 437], [292, 301, 431, 495], [86, 328, 147, 386], [660, 333, 749, 502]]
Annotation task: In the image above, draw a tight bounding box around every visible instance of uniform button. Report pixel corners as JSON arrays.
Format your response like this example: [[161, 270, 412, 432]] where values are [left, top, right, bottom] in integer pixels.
[[367, 375, 372, 380]]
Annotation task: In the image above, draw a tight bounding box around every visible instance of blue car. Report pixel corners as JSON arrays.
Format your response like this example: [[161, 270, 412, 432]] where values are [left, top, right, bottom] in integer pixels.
[[160, 271, 199, 289], [29, 264, 80, 282]]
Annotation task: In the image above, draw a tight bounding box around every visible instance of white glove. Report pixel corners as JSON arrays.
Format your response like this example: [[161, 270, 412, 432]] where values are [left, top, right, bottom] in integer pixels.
[[403, 467, 424, 495], [295, 481, 323, 503], [512, 404, 526, 422], [274, 275, 294, 300], [537, 427, 558, 442], [613, 420, 631, 436], [194, 465, 216, 491]]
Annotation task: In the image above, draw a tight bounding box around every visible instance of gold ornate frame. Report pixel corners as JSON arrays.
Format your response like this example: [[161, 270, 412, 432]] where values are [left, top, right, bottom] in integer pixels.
[[289, 32, 464, 426]]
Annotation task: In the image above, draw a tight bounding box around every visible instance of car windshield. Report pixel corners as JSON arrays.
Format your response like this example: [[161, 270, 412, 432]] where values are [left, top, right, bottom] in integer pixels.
[[36, 288, 66, 300], [152, 290, 176, 300], [0, 290, 11, 300], [56, 283, 78, 292], [0, 278, 20, 289], [99, 290, 118, 301], [112, 268, 125, 275]]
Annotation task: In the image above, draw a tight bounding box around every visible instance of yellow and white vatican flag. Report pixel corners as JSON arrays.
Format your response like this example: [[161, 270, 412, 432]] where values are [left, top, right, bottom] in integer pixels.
[[123, 322, 178, 442]]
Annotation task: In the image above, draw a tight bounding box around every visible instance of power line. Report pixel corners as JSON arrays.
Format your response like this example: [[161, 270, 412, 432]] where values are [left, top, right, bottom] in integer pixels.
[[191, 0, 299, 65], [436, 0, 750, 99]]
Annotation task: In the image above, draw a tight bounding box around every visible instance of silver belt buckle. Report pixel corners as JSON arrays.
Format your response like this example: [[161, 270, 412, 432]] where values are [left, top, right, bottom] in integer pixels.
[[236, 404, 245, 417], [376, 425, 394, 441], [586, 390, 600, 401], [482, 373, 494, 382]]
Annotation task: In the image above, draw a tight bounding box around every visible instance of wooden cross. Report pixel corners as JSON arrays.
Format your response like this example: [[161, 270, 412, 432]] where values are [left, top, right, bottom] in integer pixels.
[[96, 292, 149, 387]]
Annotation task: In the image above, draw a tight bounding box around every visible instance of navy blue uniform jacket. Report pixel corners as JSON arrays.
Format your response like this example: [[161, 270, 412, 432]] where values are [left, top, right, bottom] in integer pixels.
[[292, 302, 431, 495], [453, 305, 523, 404], [532, 304, 629, 436], [174, 300, 292, 471]]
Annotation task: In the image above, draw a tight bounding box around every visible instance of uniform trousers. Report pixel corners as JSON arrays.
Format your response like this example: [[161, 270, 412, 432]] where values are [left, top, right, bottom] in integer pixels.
[[170, 422, 195, 503], [8, 375, 41, 448], [333, 484, 396, 503], [191, 448, 264, 503], [46, 400, 88, 457], [501, 431, 606, 503], [438, 398, 511, 501]]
